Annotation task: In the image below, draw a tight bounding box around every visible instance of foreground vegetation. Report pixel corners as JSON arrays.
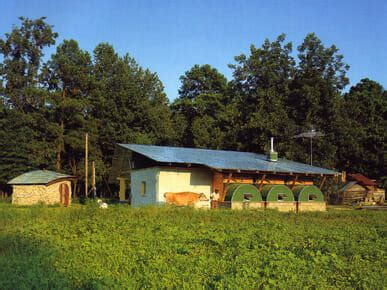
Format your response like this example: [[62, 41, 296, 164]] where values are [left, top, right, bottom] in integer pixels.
[[0, 203, 385, 289]]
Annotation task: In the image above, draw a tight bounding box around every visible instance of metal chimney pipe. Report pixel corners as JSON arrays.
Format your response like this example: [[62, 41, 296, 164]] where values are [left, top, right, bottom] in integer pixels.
[[270, 137, 274, 152]]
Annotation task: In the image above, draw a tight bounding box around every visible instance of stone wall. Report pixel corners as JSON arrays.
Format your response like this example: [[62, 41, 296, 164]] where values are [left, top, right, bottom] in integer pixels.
[[12, 181, 72, 205]]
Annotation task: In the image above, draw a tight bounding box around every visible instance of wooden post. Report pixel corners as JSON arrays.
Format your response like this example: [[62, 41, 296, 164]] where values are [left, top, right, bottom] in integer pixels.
[[118, 177, 126, 201], [290, 175, 299, 190], [213, 171, 225, 201], [319, 176, 327, 190], [92, 161, 96, 198], [259, 174, 266, 191], [341, 171, 346, 183], [221, 172, 233, 201], [85, 133, 88, 197]]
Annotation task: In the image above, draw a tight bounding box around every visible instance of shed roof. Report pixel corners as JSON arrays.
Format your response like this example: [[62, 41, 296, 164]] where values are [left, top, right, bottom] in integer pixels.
[[340, 181, 365, 192], [118, 144, 338, 175], [8, 170, 74, 185], [348, 173, 377, 186]]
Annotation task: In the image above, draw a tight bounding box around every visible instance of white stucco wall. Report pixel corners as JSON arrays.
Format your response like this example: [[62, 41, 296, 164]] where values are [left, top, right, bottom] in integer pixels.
[[157, 167, 212, 203], [131, 167, 159, 207], [130, 166, 213, 206]]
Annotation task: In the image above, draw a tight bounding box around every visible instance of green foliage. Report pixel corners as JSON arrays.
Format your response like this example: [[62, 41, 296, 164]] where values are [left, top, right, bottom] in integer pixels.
[[172, 64, 233, 148], [91, 43, 174, 188], [0, 17, 58, 185], [337, 79, 387, 188], [0, 19, 174, 194], [229, 34, 296, 154], [286, 33, 350, 168], [0, 17, 57, 112], [0, 205, 385, 288], [42, 39, 97, 177]]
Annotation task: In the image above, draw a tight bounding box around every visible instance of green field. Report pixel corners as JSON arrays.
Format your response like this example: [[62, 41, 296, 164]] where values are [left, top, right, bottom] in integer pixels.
[[0, 203, 385, 289]]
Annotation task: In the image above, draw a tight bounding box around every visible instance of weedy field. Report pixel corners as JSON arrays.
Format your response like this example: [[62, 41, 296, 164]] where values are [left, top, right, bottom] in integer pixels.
[[0, 202, 385, 289]]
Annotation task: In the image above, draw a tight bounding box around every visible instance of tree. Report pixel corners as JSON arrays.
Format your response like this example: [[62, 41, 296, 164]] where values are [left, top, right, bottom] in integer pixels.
[[0, 17, 57, 112], [171, 64, 232, 148], [229, 34, 296, 155], [41, 39, 99, 194], [0, 17, 58, 184], [337, 79, 386, 185], [287, 33, 349, 168], [91, 43, 174, 190]]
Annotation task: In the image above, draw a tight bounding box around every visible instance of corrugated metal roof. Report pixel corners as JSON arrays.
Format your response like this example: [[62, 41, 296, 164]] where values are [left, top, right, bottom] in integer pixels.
[[348, 173, 377, 186], [8, 170, 73, 185], [118, 144, 339, 175], [339, 181, 367, 192]]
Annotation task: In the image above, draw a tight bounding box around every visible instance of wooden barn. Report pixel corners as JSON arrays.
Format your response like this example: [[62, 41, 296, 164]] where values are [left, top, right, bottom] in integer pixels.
[[110, 143, 339, 209], [8, 170, 75, 206], [339, 173, 385, 205]]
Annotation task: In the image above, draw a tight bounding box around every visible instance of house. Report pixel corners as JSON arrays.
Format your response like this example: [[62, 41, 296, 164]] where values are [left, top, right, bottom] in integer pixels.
[[8, 170, 75, 206], [339, 173, 385, 205], [109, 143, 339, 207]]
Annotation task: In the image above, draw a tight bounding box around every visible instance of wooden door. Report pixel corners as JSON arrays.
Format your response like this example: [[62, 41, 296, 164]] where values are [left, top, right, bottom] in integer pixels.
[[59, 183, 70, 207]]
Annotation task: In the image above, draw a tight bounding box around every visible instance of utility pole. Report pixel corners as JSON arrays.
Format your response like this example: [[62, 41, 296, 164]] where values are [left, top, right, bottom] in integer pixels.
[[85, 133, 88, 197]]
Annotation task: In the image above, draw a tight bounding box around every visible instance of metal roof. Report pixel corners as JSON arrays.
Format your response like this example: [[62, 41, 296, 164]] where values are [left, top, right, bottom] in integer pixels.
[[340, 181, 364, 192], [118, 144, 339, 175], [8, 170, 74, 185], [348, 173, 377, 186]]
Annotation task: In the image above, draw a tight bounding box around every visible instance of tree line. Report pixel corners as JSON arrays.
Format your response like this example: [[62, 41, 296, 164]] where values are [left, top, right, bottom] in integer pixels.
[[0, 17, 385, 195]]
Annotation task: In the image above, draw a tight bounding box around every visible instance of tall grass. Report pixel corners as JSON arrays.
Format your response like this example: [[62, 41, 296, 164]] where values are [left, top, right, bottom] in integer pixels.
[[0, 202, 385, 289]]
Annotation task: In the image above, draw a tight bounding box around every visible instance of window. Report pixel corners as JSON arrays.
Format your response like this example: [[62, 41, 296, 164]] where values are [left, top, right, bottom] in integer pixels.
[[243, 193, 252, 201], [278, 194, 287, 202], [309, 194, 317, 201], [140, 181, 146, 196]]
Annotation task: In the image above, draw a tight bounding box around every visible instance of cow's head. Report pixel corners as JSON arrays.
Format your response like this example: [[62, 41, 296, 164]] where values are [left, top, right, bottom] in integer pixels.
[[199, 193, 209, 201]]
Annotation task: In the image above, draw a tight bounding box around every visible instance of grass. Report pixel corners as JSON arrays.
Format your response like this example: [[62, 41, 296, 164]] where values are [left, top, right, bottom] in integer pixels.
[[0, 201, 386, 289]]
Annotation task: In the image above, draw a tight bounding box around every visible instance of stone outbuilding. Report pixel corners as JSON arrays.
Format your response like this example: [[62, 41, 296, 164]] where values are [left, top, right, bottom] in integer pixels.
[[8, 170, 75, 206]]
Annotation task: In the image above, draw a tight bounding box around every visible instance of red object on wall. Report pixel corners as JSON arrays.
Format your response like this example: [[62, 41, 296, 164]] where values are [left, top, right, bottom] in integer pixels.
[[59, 183, 70, 207]]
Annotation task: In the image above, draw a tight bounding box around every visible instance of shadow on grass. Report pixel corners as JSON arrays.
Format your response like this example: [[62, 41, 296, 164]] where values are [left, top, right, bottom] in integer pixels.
[[0, 233, 102, 289], [0, 233, 71, 289]]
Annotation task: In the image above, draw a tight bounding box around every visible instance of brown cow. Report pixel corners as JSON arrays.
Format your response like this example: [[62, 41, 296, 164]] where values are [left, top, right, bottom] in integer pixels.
[[164, 192, 208, 206]]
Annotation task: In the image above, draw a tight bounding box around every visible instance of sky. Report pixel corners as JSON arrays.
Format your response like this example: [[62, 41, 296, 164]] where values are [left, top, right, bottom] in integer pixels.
[[1, 0, 386, 100]]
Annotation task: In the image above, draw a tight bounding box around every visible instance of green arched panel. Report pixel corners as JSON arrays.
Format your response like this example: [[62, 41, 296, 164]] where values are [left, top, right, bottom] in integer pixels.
[[261, 185, 294, 202], [225, 184, 262, 202], [292, 185, 324, 202]]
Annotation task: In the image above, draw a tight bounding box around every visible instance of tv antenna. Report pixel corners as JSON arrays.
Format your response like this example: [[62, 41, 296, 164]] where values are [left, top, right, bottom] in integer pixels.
[[293, 126, 324, 166]]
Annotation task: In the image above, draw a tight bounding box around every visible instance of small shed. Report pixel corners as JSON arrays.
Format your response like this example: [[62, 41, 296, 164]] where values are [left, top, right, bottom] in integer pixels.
[[339, 174, 385, 205], [224, 184, 263, 210], [292, 185, 326, 212], [261, 184, 296, 212], [8, 170, 74, 206]]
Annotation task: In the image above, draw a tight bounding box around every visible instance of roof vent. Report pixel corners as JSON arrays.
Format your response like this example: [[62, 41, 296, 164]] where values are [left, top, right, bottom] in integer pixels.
[[267, 137, 278, 162]]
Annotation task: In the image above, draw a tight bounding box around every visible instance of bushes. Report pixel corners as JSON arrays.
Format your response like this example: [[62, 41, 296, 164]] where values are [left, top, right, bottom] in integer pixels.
[[0, 204, 385, 289]]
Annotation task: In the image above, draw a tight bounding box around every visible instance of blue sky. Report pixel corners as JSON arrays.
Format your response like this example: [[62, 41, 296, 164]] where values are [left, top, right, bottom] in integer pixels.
[[1, 0, 386, 100]]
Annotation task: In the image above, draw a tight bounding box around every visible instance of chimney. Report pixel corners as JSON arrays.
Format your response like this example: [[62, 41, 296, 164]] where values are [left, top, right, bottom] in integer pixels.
[[267, 137, 278, 162]]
